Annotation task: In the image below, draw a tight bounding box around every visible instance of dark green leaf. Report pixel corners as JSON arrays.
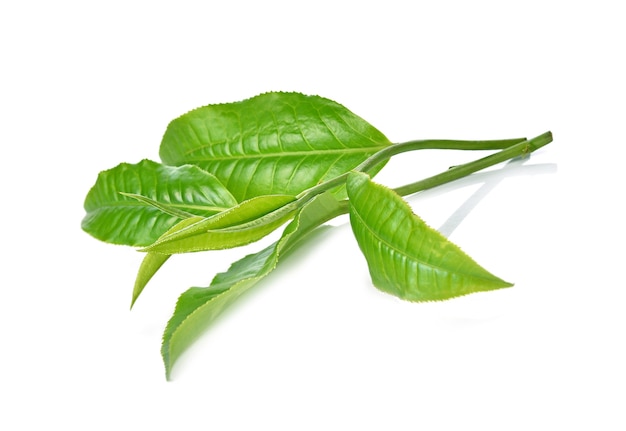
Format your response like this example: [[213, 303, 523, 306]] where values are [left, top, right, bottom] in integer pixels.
[[82, 160, 237, 246], [159, 92, 392, 201]]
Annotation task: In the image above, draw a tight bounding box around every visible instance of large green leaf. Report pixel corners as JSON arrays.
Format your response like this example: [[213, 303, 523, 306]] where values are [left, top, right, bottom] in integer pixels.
[[82, 159, 238, 246], [161, 192, 344, 379], [159, 92, 392, 201], [346, 171, 513, 301]]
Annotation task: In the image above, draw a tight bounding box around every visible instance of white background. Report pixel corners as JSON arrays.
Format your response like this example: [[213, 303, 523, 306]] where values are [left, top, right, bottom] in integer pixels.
[[2, 1, 624, 429]]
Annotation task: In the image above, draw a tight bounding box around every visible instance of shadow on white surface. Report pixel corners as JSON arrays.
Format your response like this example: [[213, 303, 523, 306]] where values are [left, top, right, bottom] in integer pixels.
[[433, 157, 558, 236]]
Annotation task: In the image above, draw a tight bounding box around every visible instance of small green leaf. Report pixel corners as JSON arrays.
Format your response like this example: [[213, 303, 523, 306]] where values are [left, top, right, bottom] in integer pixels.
[[82, 160, 237, 246], [159, 92, 392, 201], [130, 195, 296, 308], [161, 192, 343, 379], [141, 194, 297, 254], [119, 192, 195, 219], [131, 252, 170, 308], [347, 171, 513, 301], [131, 216, 204, 308], [133, 195, 296, 306]]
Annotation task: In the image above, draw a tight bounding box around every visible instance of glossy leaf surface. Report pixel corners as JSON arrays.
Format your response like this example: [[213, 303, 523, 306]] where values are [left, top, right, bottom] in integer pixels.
[[159, 92, 392, 201], [347, 171, 513, 301], [82, 159, 237, 246], [161, 192, 343, 379]]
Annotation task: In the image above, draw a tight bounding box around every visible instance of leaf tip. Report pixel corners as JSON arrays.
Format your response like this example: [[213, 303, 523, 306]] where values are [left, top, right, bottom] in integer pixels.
[[164, 365, 172, 381], [161, 336, 174, 381]]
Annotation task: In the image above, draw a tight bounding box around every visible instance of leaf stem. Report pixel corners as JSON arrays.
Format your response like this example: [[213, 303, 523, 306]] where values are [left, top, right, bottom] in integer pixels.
[[393, 131, 553, 197], [295, 132, 552, 228], [295, 137, 529, 201], [355, 137, 529, 173]]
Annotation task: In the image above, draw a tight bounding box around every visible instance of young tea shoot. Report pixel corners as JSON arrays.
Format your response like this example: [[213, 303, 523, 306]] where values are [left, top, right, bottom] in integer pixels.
[[81, 92, 553, 379]]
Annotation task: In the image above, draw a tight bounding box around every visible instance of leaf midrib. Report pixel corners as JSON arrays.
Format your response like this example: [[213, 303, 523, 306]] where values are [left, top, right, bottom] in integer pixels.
[[94, 200, 231, 213], [351, 206, 487, 281], [181, 145, 389, 161]]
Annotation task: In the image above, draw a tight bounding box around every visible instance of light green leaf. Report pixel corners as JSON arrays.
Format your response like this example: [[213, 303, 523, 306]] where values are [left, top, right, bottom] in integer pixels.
[[82, 159, 237, 246], [141, 194, 297, 254], [133, 195, 296, 306], [159, 92, 392, 202], [119, 192, 195, 219], [131, 216, 204, 308], [161, 192, 344, 379], [131, 253, 170, 308], [347, 171, 513, 301]]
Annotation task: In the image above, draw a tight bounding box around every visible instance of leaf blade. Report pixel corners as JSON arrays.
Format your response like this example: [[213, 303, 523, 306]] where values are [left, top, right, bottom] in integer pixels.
[[82, 159, 237, 246], [131, 216, 205, 308], [347, 171, 513, 301], [132, 194, 297, 306], [161, 192, 343, 379], [159, 92, 392, 201], [142, 194, 297, 254], [131, 252, 170, 308]]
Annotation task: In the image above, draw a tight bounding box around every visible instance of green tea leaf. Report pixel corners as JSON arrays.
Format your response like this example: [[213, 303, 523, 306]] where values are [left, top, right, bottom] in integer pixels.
[[347, 171, 513, 301], [159, 92, 392, 201], [131, 216, 205, 308], [130, 195, 295, 308], [133, 195, 296, 306], [119, 192, 195, 219], [161, 192, 343, 379], [131, 252, 170, 308], [142, 194, 297, 254], [82, 159, 237, 246]]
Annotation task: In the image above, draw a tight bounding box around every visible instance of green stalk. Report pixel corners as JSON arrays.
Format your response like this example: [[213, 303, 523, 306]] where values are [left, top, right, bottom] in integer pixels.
[[291, 132, 552, 236], [355, 137, 529, 174], [295, 137, 529, 201], [393, 131, 552, 196]]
